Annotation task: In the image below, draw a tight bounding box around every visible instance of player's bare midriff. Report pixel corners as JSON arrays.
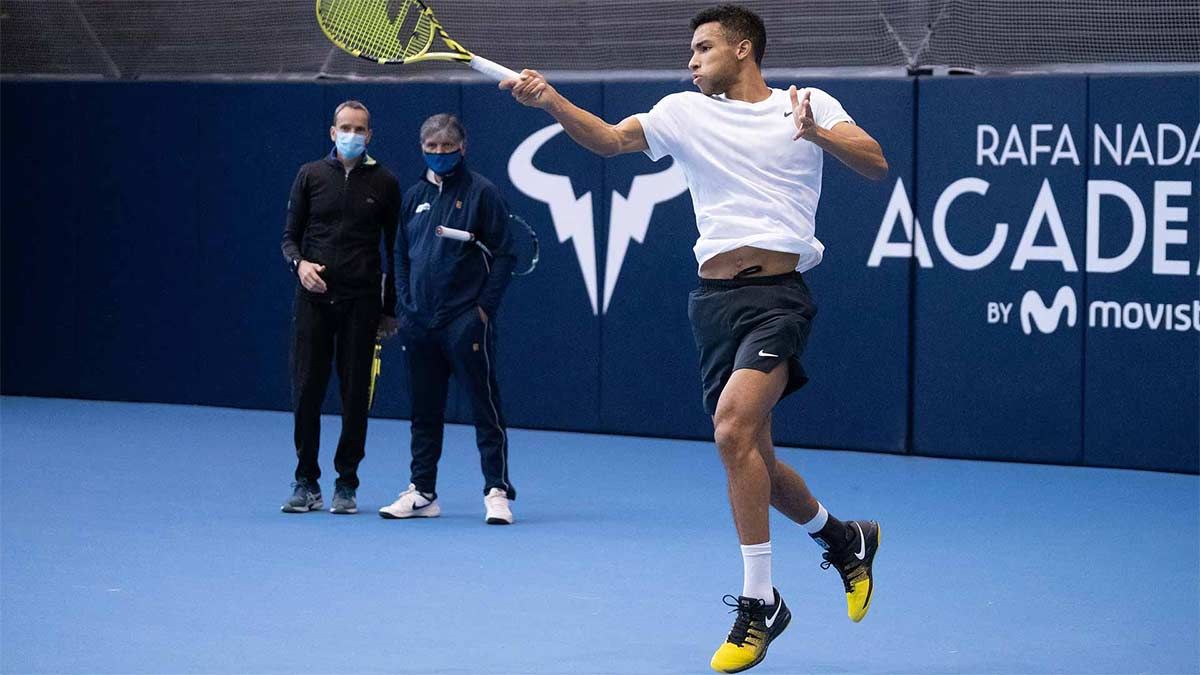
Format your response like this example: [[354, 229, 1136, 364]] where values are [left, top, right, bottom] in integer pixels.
[[699, 246, 800, 280]]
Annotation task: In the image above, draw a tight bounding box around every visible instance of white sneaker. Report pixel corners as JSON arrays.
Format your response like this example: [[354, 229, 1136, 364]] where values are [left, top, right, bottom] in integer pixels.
[[378, 484, 440, 519], [484, 487, 513, 525]]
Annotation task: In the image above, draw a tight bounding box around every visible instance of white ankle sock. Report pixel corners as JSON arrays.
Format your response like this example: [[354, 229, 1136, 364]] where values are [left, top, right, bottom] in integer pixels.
[[801, 503, 829, 534], [740, 541, 773, 603]]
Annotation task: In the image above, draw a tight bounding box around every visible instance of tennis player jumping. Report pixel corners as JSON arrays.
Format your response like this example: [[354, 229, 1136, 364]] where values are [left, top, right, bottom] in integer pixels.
[[503, 5, 888, 672]]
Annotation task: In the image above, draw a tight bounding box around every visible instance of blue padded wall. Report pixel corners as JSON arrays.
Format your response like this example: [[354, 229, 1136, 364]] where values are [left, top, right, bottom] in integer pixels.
[[2, 75, 1195, 473], [913, 76, 1089, 465]]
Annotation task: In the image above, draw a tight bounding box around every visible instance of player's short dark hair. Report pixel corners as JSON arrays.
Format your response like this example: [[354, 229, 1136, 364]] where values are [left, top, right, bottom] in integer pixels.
[[690, 5, 766, 66], [419, 113, 466, 144], [332, 100, 370, 127]]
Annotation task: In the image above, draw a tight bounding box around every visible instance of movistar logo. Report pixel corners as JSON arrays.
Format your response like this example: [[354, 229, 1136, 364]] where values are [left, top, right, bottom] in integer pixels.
[[1019, 286, 1077, 335], [508, 123, 687, 314]]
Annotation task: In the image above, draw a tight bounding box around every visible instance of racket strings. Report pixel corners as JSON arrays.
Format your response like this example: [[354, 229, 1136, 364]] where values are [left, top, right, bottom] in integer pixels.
[[317, 0, 436, 61]]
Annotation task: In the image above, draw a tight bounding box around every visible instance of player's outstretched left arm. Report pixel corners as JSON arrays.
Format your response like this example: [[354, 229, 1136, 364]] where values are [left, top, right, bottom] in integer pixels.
[[789, 86, 888, 181]]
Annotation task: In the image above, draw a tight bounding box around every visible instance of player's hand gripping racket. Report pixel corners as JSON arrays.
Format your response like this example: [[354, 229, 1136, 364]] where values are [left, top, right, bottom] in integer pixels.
[[436, 214, 539, 276], [316, 0, 518, 81]]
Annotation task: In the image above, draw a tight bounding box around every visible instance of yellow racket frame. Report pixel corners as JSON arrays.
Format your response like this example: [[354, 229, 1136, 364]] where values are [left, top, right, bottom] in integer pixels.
[[367, 339, 382, 411], [316, 0, 517, 80]]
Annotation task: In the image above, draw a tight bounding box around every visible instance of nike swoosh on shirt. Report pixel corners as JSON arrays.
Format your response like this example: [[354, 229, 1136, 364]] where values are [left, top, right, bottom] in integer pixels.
[[853, 522, 867, 560], [758, 350, 779, 358], [783, 110, 794, 117]]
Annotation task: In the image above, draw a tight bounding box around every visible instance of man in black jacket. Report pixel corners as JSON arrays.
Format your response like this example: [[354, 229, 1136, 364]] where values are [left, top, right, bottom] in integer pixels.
[[280, 100, 400, 515], [378, 113, 517, 525]]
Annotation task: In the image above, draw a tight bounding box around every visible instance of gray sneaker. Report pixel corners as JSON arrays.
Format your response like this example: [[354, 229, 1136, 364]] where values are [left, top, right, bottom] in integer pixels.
[[330, 485, 357, 514], [281, 480, 323, 513]]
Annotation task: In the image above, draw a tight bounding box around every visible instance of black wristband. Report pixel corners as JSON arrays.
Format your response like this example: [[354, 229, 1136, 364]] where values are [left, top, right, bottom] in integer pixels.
[[289, 258, 300, 275]]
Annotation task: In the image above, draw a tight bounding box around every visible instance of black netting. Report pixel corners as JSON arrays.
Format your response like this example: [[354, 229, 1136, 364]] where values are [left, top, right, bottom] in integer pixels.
[[2, 0, 1198, 79]]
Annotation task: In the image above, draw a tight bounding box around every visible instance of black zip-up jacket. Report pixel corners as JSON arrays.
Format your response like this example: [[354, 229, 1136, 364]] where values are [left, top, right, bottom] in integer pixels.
[[282, 150, 400, 315], [396, 162, 515, 330]]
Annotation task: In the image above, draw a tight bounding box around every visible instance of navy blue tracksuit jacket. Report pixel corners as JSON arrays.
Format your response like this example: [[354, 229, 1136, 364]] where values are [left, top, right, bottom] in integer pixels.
[[395, 164, 514, 330], [395, 162, 516, 499]]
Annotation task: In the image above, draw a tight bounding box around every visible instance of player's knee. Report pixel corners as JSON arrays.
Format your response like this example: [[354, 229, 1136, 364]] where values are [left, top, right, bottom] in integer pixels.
[[713, 415, 757, 460]]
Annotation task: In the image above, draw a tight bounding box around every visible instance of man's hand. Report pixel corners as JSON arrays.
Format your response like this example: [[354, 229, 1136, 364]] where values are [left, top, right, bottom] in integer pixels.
[[500, 70, 556, 109], [477, 306, 489, 324], [297, 260, 327, 293], [378, 315, 399, 339], [789, 85, 818, 141]]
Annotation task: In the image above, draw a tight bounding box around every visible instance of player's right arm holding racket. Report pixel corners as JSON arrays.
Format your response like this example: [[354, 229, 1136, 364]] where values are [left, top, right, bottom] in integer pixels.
[[501, 71, 649, 157]]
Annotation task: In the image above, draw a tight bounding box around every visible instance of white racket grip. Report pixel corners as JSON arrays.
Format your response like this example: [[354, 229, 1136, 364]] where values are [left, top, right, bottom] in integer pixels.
[[469, 55, 520, 82], [435, 225, 475, 242]]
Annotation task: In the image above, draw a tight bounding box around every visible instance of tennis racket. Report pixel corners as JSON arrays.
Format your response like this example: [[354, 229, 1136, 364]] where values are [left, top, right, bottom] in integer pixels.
[[316, 0, 519, 81], [367, 338, 382, 411], [436, 214, 539, 276]]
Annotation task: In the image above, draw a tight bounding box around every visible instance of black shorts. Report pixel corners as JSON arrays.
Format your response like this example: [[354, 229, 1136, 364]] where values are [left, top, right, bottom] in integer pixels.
[[687, 272, 818, 415]]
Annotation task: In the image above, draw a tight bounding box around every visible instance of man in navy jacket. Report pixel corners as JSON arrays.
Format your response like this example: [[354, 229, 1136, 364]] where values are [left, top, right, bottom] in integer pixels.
[[379, 114, 517, 525]]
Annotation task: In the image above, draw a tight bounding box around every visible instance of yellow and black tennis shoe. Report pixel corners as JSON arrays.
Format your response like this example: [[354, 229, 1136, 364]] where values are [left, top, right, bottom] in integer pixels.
[[821, 519, 881, 622], [710, 588, 791, 673]]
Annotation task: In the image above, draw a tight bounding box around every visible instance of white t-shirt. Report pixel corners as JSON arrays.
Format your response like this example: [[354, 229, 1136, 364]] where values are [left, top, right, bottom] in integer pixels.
[[634, 87, 854, 272]]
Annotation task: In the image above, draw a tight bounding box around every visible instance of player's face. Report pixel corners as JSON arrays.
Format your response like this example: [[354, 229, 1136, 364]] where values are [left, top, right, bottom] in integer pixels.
[[688, 22, 741, 95]]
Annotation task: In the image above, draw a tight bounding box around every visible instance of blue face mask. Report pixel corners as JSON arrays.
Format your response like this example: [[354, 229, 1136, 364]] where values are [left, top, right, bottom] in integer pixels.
[[335, 131, 367, 160], [424, 150, 462, 176]]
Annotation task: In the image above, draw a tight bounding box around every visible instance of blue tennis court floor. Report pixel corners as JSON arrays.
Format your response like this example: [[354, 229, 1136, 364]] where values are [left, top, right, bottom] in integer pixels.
[[2, 397, 1197, 674]]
